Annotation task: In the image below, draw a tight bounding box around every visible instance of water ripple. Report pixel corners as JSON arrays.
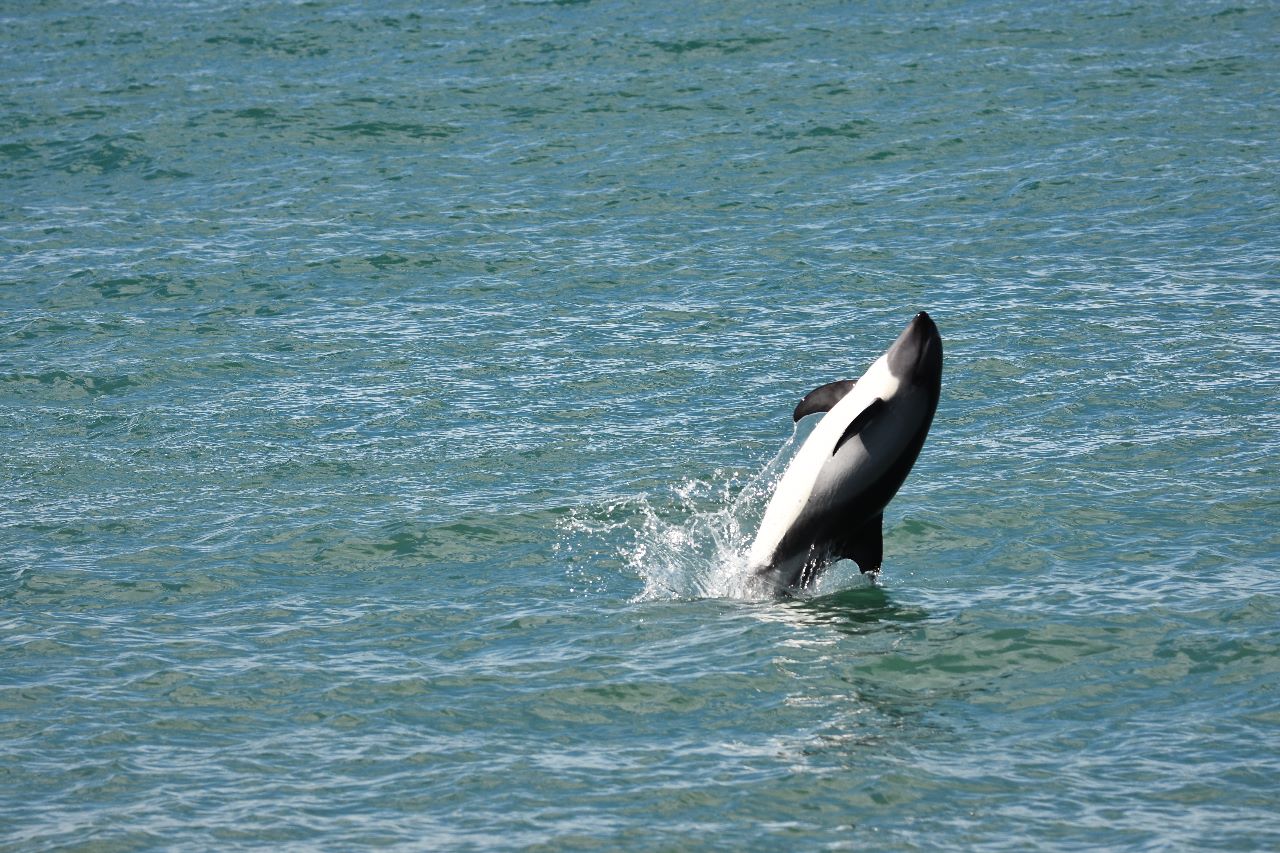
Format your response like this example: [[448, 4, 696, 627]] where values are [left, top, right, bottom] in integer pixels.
[[3, 0, 1279, 849]]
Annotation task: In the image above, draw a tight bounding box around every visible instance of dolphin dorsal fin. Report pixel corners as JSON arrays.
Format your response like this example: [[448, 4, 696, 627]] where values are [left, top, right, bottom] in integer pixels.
[[839, 512, 884, 575], [792, 379, 856, 422], [833, 398, 884, 455]]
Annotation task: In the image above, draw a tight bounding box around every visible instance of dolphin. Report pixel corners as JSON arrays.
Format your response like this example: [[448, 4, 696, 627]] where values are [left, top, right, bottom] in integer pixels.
[[747, 312, 942, 596]]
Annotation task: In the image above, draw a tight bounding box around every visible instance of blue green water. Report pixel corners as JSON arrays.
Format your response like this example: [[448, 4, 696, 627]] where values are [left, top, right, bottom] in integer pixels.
[[3, 0, 1279, 849]]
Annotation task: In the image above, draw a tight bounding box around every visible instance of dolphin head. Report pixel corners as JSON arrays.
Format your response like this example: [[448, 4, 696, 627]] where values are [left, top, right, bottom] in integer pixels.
[[886, 311, 943, 397]]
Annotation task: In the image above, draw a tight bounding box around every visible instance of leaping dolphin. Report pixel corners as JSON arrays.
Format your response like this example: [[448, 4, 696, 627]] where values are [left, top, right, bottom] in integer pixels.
[[748, 312, 942, 596]]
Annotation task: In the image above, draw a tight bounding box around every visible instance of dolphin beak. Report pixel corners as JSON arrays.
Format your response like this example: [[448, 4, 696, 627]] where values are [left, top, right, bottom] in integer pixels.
[[913, 312, 942, 380], [888, 312, 943, 383], [909, 311, 939, 345]]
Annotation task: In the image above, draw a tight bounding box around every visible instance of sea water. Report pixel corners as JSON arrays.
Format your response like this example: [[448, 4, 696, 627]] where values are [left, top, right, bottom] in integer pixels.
[[3, 1, 1278, 849]]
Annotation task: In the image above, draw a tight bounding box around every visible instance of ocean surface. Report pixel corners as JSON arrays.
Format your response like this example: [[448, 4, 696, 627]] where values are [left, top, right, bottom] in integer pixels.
[[3, 1, 1278, 849]]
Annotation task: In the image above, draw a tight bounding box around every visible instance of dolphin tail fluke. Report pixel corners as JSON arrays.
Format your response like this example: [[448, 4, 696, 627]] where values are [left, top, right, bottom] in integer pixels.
[[839, 512, 883, 574]]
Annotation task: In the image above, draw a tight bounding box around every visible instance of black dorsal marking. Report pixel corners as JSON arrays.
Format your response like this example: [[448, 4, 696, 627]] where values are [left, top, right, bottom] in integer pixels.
[[833, 397, 884, 455], [792, 379, 856, 422]]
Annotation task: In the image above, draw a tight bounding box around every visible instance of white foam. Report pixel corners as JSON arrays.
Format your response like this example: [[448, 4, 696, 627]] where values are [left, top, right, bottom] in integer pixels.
[[558, 427, 806, 601]]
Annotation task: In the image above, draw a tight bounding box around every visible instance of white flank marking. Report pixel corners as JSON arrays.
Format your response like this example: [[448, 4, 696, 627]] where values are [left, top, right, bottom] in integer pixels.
[[746, 354, 900, 571]]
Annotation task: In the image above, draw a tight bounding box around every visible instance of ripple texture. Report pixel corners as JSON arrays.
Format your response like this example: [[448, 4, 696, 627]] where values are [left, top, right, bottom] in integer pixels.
[[3, 0, 1279, 850]]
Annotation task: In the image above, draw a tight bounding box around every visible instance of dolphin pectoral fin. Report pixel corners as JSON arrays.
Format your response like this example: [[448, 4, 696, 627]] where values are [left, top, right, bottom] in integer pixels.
[[833, 397, 885, 455], [840, 512, 884, 574], [793, 379, 856, 422]]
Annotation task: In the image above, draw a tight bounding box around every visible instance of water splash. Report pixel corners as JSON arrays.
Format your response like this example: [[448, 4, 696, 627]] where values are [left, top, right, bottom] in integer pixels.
[[560, 423, 828, 601]]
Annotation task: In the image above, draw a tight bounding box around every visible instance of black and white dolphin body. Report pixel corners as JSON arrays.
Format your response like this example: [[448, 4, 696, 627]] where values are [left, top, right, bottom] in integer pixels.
[[748, 312, 942, 596]]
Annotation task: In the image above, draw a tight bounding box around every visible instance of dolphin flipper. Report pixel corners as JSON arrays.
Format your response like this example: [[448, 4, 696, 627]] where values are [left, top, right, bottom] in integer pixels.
[[833, 398, 884, 455], [793, 379, 856, 422], [839, 512, 883, 574]]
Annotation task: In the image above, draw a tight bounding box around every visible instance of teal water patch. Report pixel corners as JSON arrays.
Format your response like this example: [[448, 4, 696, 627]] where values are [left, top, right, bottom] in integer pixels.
[[2, 0, 1279, 849]]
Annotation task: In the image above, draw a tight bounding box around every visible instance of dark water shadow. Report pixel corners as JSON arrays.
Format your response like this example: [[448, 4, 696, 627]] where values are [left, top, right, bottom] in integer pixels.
[[784, 584, 929, 634]]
